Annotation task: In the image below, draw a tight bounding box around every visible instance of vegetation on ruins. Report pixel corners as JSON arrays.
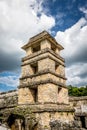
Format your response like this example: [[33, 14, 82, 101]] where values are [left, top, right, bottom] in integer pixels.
[[68, 85, 87, 96]]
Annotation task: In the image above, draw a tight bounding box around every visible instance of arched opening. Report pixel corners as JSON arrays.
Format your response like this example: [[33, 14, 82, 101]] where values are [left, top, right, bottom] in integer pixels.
[[7, 114, 25, 130]]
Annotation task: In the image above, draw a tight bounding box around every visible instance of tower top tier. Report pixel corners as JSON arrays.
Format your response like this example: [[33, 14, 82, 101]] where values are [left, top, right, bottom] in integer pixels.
[[22, 30, 64, 51]]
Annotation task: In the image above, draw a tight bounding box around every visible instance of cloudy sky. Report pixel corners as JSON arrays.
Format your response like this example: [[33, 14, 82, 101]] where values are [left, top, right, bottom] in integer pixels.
[[0, 0, 87, 92]]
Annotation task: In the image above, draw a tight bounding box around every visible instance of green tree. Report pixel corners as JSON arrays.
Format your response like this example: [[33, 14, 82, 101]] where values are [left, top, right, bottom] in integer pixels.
[[68, 85, 87, 96]]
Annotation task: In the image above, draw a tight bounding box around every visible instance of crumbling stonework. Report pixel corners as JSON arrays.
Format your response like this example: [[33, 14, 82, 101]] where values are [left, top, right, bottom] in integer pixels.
[[50, 120, 87, 130], [0, 90, 18, 108], [69, 96, 87, 116]]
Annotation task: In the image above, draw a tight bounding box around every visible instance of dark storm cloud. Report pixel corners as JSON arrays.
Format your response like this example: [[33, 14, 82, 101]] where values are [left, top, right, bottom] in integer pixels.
[[0, 50, 21, 72], [79, 71, 87, 79]]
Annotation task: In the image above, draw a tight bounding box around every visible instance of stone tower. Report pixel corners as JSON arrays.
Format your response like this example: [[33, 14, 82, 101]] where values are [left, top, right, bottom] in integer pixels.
[[18, 31, 68, 105], [17, 31, 74, 130], [0, 31, 75, 130]]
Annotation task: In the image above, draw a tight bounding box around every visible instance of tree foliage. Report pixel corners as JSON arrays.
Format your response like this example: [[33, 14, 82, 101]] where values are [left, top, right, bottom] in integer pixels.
[[68, 85, 87, 96]]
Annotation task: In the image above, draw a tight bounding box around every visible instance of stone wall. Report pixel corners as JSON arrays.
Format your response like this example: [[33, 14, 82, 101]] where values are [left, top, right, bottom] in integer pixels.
[[69, 96, 87, 113], [0, 90, 18, 108], [35, 111, 74, 130]]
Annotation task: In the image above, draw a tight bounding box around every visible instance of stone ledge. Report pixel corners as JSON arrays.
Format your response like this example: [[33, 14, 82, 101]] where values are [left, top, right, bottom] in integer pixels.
[[22, 31, 64, 50], [22, 54, 65, 67], [2, 104, 74, 113], [18, 103, 74, 113], [0, 102, 74, 112], [22, 48, 64, 62], [0, 104, 17, 109], [20, 69, 67, 80], [18, 102, 70, 106], [75, 113, 87, 116], [69, 96, 87, 101], [0, 90, 17, 95], [18, 78, 67, 89]]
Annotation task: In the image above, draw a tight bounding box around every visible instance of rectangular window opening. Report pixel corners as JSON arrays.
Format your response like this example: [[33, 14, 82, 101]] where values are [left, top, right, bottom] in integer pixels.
[[34, 89, 38, 102], [51, 44, 56, 52], [32, 44, 40, 53], [31, 63, 38, 74]]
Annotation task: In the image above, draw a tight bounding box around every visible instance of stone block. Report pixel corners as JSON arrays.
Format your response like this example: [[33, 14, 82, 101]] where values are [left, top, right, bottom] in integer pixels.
[[58, 87, 68, 104], [18, 88, 35, 104], [26, 46, 33, 55], [41, 39, 51, 50], [38, 83, 58, 103], [38, 58, 55, 72]]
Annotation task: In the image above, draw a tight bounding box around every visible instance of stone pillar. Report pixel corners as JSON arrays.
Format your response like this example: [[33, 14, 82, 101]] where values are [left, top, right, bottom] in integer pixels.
[[58, 87, 69, 104], [18, 88, 35, 104], [17, 120, 21, 130], [38, 58, 55, 72], [21, 64, 34, 77], [25, 117, 38, 130], [11, 124, 16, 130], [56, 65, 65, 76], [25, 118, 29, 130], [26, 47, 32, 55], [14, 119, 24, 130], [55, 48, 60, 55], [41, 40, 51, 50], [38, 83, 58, 103]]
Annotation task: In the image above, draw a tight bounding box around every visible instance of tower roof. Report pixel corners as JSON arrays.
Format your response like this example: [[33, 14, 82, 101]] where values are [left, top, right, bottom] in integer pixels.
[[22, 30, 64, 50]]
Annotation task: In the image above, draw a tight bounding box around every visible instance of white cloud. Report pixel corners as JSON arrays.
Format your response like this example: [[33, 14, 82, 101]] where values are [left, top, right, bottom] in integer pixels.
[[55, 18, 87, 60], [66, 64, 87, 86], [0, 0, 55, 37], [0, 0, 55, 72], [79, 7, 87, 18], [55, 17, 87, 86]]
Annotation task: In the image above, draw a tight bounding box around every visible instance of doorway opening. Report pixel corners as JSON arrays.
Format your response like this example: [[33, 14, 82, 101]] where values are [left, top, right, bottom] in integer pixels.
[[80, 116, 86, 128]]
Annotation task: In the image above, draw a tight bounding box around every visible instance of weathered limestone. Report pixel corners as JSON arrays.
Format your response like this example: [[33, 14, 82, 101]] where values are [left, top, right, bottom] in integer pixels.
[[41, 39, 51, 50], [69, 96, 87, 113], [38, 83, 58, 103], [58, 87, 68, 104], [26, 46, 33, 55], [38, 58, 55, 72], [0, 90, 18, 108], [18, 88, 35, 104], [50, 120, 87, 130]]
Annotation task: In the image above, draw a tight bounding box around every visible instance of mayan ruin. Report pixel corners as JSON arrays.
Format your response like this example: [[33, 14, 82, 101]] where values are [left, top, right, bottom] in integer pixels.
[[0, 31, 87, 130]]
